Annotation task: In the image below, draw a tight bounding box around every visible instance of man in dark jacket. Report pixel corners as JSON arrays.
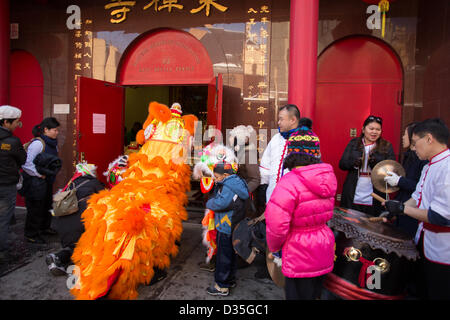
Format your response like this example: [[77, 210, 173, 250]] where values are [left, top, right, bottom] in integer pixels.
[[0, 106, 27, 263]]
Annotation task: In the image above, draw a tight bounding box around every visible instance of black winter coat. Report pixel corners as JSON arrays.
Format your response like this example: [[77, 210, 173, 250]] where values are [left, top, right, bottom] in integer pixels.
[[54, 175, 105, 249], [395, 150, 428, 203], [339, 137, 396, 214], [33, 152, 62, 178], [0, 127, 27, 185]]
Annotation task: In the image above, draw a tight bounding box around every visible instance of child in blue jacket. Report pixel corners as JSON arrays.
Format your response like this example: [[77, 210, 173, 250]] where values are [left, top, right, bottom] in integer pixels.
[[206, 161, 249, 296]]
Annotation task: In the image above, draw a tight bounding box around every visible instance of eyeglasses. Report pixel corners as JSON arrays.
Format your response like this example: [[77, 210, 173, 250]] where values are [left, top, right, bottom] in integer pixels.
[[410, 135, 426, 148], [366, 115, 383, 125]]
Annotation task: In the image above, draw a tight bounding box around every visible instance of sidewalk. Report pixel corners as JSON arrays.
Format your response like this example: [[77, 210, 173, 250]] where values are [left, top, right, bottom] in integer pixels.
[[0, 208, 284, 300]]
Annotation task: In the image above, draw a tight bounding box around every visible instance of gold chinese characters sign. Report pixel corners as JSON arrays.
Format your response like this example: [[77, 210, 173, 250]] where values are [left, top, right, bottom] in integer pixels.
[[72, 19, 93, 168], [105, 0, 229, 23], [243, 4, 271, 162]]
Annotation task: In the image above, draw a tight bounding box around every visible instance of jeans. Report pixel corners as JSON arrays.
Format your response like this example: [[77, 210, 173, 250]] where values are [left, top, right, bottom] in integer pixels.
[[0, 184, 17, 252], [214, 231, 237, 288]]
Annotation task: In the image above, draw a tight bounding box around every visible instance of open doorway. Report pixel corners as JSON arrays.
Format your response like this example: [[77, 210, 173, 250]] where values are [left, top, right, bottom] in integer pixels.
[[123, 85, 208, 147]]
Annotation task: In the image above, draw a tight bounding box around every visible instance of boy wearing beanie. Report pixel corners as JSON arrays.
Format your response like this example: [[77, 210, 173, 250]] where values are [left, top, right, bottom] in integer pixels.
[[205, 159, 249, 296]]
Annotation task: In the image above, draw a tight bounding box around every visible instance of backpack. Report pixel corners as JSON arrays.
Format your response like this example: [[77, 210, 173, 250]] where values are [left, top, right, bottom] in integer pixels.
[[23, 137, 45, 153], [52, 177, 90, 217]]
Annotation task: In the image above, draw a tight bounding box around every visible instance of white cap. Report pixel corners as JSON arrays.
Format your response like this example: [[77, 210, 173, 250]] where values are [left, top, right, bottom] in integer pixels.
[[0, 105, 22, 120]]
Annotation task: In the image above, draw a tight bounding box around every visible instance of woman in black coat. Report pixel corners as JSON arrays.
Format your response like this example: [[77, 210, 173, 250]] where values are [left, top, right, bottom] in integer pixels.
[[339, 115, 396, 216], [384, 122, 428, 237], [46, 163, 104, 276]]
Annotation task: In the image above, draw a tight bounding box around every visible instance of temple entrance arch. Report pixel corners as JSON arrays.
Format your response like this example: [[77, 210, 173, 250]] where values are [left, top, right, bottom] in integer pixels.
[[77, 28, 221, 182]]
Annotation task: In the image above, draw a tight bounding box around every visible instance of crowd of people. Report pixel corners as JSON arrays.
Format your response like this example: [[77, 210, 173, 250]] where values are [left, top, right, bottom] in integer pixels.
[[202, 104, 449, 300], [0, 105, 105, 276], [0, 103, 449, 300]]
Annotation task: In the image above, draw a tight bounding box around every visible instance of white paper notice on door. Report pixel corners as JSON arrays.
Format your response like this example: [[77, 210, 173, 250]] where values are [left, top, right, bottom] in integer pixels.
[[92, 113, 106, 134]]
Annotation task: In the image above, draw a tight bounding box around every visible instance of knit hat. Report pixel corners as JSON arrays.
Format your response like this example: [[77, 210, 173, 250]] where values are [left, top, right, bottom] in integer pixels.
[[0, 105, 21, 120], [286, 126, 321, 159], [213, 160, 238, 175]]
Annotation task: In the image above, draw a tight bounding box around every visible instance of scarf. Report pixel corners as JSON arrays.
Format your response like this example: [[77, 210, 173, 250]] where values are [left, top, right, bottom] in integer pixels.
[[40, 134, 58, 156], [278, 126, 300, 140]]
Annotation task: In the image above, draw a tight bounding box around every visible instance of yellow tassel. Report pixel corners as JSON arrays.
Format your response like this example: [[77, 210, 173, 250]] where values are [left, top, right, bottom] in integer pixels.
[[378, 0, 389, 38]]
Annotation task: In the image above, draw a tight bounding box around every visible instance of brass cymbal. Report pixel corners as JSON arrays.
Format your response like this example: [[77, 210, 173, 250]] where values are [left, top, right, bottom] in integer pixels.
[[371, 160, 406, 194], [266, 247, 285, 288]]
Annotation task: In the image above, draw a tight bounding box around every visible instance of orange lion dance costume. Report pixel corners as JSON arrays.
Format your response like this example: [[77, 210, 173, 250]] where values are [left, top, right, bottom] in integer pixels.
[[71, 102, 197, 300]]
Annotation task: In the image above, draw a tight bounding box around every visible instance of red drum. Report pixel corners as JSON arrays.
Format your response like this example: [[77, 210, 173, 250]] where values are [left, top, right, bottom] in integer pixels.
[[324, 207, 419, 300]]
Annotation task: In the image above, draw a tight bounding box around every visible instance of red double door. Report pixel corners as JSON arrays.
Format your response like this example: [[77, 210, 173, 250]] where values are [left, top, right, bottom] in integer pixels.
[[76, 75, 222, 184], [315, 36, 403, 204], [77, 28, 221, 184]]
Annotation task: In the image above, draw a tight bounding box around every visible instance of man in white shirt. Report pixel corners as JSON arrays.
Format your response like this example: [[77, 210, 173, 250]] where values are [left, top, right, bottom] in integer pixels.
[[259, 104, 301, 203], [384, 118, 449, 299], [256, 104, 301, 280]]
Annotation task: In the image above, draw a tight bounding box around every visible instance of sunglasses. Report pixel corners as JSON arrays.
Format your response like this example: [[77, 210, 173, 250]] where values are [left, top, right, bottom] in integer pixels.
[[366, 115, 383, 125]]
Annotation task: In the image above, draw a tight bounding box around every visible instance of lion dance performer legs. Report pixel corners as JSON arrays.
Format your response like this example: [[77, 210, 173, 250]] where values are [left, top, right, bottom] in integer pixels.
[[70, 102, 197, 300]]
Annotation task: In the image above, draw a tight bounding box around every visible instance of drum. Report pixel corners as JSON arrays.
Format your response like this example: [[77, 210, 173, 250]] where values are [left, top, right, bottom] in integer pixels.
[[324, 207, 420, 300]]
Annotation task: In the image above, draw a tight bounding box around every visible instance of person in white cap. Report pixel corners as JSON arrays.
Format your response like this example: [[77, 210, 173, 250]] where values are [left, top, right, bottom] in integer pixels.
[[0, 105, 27, 263]]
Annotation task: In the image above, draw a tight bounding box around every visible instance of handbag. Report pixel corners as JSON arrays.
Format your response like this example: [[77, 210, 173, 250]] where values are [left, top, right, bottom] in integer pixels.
[[52, 177, 90, 217], [232, 213, 266, 264]]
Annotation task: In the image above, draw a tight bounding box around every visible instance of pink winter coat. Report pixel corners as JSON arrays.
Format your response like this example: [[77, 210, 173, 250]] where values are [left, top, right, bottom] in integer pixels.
[[265, 163, 337, 278]]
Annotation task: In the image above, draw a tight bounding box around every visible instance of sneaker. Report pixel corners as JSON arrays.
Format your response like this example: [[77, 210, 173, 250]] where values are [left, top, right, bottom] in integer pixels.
[[206, 283, 229, 296], [26, 235, 47, 244], [45, 253, 67, 276], [48, 263, 67, 276], [198, 261, 215, 272]]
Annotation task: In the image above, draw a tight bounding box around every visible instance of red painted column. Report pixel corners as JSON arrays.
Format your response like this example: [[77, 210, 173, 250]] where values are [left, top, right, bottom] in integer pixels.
[[0, 0, 10, 105], [288, 0, 319, 121]]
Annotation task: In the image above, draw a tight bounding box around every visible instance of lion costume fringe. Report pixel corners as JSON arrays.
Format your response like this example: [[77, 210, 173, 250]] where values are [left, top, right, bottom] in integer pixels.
[[70, 102, 197, 300]]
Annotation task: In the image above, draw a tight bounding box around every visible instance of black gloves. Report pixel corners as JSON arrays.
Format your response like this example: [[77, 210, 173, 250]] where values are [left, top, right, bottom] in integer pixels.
[[384, 200, 405, 219]]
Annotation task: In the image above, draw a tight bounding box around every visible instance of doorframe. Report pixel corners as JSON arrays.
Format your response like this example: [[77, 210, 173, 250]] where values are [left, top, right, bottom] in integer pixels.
[[115, 27, 221, 131]]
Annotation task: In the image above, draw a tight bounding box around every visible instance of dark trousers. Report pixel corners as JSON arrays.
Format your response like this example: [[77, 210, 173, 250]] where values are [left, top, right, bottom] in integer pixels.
[[417, 235, 450, 300], [55, 246, 74, 268], [215, 231, 237, 288], [24, 182, 53, 237], [0, 184, 16, 252], [284, 275, 325, 300]]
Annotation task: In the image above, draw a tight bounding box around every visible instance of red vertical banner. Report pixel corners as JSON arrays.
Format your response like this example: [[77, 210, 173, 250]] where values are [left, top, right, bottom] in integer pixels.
[[207, 74, 223, 132]]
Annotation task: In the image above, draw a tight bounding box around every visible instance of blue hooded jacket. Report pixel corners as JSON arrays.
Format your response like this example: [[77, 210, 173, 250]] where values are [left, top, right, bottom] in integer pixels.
[[206, 174, 249, 234]]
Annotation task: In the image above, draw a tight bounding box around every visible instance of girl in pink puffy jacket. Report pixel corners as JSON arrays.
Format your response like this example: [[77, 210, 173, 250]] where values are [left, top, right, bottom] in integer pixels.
[[265, 125, 337, 300]]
